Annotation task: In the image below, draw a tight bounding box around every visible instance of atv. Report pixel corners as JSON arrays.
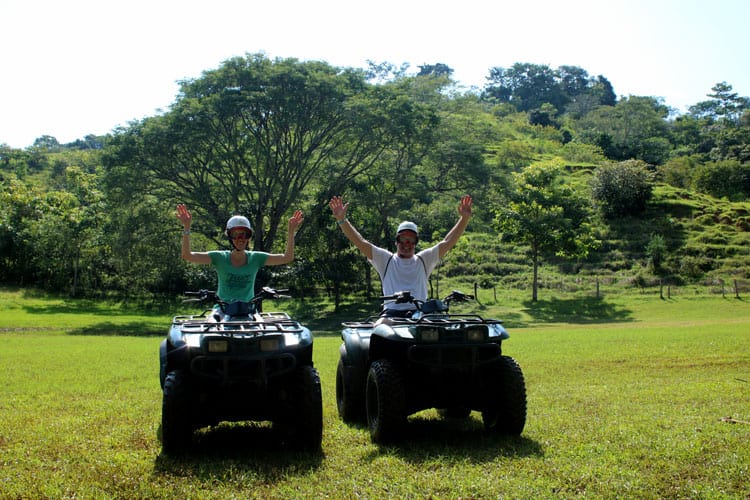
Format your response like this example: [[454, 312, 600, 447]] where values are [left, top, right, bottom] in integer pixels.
[[158, 287, 322, 453], [336, 290, 526, 443]]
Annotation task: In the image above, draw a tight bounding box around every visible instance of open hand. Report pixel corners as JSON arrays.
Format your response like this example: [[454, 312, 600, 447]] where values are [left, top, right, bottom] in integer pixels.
[[176, 204, 192, 229], [458, 195, 472, 217], [289, 210, 304, 231], [328, 196, 349, 221]]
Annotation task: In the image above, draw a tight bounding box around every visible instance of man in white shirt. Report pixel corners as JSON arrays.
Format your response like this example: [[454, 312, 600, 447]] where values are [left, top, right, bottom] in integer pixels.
[[328, 195, 473, 316]]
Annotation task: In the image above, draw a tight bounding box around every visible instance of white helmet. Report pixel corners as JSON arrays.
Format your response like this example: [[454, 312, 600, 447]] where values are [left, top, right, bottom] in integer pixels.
[[226, 215, 253, 235], [396, 221, 418, 236], [226, 215, 253, 250]]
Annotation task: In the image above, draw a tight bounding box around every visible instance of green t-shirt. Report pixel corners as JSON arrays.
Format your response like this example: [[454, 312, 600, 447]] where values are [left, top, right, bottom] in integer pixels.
[[208, 251, 269, 302]]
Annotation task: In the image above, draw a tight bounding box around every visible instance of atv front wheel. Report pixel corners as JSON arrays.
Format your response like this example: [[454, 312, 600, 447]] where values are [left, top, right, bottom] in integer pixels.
[[481, 356, 527, 435], [366, 359, 405, 443], [161, 370, 194, 453], [289, 365, 324, 450]]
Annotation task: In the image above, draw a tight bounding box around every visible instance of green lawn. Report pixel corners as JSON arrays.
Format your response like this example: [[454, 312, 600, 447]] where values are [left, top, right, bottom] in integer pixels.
[[0, 288, 748, 498]]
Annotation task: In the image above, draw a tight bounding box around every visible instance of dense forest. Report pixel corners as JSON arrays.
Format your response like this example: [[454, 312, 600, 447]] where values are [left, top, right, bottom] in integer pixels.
[[2, 54, 749, 303]]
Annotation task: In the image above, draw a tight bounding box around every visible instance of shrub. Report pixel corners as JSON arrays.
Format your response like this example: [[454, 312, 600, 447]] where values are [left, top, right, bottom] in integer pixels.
[[591, 160, 654, 218], [693, 160, 750, 200]]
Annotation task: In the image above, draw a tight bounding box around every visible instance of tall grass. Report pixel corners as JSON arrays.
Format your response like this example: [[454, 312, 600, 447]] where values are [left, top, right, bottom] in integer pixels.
[[0, 288, 748, 498]]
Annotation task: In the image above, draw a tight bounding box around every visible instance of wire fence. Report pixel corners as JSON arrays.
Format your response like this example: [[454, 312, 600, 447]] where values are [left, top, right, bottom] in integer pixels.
[[434, 276, 750, 304]]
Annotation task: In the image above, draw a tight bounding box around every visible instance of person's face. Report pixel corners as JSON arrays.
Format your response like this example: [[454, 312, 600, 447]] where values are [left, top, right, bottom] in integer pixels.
[[396, 230, 418, 257], [229, 229, 252, 249]]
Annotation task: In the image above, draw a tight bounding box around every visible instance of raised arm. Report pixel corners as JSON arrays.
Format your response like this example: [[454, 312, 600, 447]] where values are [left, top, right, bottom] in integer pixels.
[[176, 203, 211, 265], [437, 195, 473, 259], [329, 196, 374, 260], [265, 210, 304, 266]]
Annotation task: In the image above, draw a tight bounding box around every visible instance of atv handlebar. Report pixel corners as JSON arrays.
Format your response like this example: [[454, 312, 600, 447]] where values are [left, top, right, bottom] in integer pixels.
[[445, 290, 474, 303], [379, 289, 474, 310], [182, 287, 291, 305]]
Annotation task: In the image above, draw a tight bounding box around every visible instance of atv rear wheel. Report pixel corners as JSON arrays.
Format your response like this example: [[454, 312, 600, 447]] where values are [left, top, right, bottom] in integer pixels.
[[481, 356, 527, 435], [366, 359, 405, 443], [336, 358, 364, 422], [161, 370, 194, 454]]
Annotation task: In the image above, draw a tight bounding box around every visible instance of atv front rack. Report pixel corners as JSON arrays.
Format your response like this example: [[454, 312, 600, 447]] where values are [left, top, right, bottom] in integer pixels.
[[343, 314, 503, 328], [173, 314, 305, 335]]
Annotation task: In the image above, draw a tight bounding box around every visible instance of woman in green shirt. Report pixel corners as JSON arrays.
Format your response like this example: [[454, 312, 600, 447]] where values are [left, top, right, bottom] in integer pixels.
[[176, 203, 303, 303]]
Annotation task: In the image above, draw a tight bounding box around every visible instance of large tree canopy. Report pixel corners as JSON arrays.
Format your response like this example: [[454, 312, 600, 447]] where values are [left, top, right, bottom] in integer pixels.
[[105, 54, 438, 252]]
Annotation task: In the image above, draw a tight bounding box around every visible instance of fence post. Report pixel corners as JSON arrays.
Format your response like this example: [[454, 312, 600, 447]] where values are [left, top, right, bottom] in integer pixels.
[[735, 279, 740, 299], [474, 283, 481, 305]]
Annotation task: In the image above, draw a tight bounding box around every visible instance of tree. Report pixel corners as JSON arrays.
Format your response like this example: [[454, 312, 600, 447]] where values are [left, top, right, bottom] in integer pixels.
[[0, 168, 107, 295], [646, 234, 667, 272], [0, 174, 40, 283], [693, 160, 750, 200], [565, 75, 617, 117], [493, 163, 594, 301], [686, 83, 750, 163], [105, 54, 401, 253], [32, 135, 61, 151], [417, 63, 454, 78], [483, 64, 616, 117], [591, 160, 654, 218], [689, 82, 750, 124], [483, 63, 567, 113], [575, 96, 671, 164]]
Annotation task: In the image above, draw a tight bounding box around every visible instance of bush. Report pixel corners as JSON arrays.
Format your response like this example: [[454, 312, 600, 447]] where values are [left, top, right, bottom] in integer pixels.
[[693, 160, 750, 200], [591, 160, 654, 218], [560, 141, 606, 164], [659, 156, 699, 189]]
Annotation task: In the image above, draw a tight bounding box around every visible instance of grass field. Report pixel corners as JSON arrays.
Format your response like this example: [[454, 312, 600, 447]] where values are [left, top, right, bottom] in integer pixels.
[[0, 287, 748, 498]]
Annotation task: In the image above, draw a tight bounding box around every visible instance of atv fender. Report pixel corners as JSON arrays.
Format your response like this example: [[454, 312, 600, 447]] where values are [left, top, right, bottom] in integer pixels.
[[341, 331, 368, 370], [159, 339, 168, 389], [372, 323, 397, 338]]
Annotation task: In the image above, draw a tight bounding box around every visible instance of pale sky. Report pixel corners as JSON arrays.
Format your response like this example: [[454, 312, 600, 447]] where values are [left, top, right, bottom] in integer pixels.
[[1, 0, 748, 149]]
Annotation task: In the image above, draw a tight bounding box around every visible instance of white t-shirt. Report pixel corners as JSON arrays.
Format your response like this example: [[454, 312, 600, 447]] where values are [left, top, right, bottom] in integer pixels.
[[369, 244, 441, 311]]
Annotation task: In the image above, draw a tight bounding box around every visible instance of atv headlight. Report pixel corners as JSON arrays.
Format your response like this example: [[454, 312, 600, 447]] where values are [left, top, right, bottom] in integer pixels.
[[283, 332, 300, 347], [466, 326, 487, 342], [260, 338, 281, 352], [207, 339, 229, 353], [419, 327, 440, 342]]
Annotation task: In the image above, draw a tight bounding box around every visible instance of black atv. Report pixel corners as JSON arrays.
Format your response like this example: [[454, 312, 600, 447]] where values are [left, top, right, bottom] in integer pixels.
[[158, 287, 322, 453], [336, 290, 526, 443]]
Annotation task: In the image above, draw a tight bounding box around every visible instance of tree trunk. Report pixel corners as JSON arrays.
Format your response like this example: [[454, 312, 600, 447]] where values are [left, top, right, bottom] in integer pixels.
[[532, 251, 539, 302]]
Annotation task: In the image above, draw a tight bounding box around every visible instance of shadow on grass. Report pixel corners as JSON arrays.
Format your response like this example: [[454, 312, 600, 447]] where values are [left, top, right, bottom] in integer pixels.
[[67, 321, 165, 337], [358, 415, 543, 464], [22, 300, 171, 317], [153, 423, 324, 480], [522, 296, 634, 324]]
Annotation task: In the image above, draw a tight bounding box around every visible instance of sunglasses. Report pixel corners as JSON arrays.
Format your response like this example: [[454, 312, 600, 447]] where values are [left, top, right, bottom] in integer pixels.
[[229, 231, 252, 240], [397, 236, 417, 244]]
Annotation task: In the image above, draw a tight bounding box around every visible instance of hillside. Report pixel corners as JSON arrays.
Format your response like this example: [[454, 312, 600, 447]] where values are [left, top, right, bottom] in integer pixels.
[[435, 183, 750, 297]]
